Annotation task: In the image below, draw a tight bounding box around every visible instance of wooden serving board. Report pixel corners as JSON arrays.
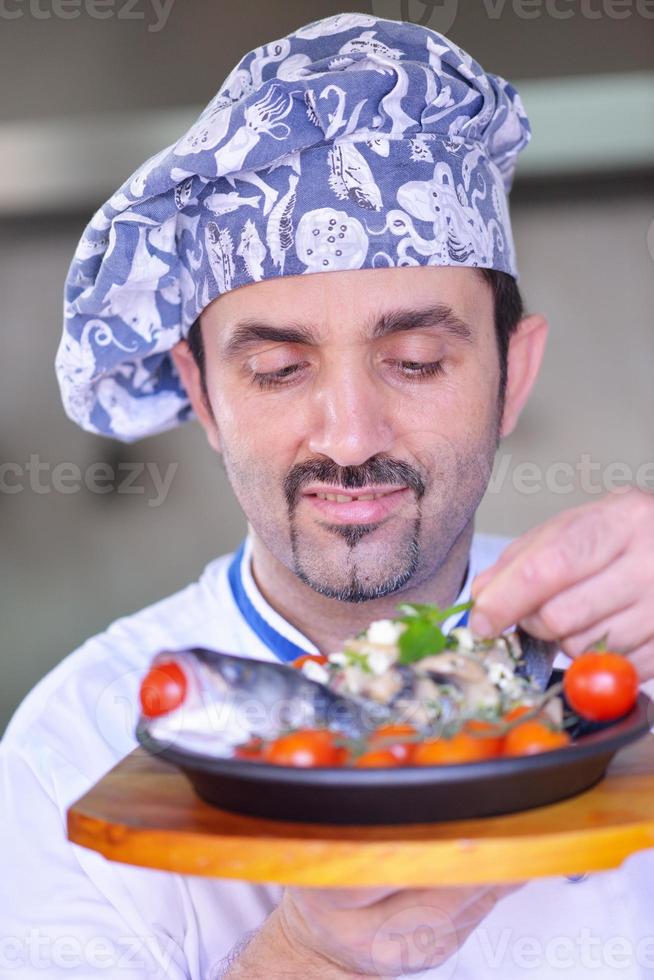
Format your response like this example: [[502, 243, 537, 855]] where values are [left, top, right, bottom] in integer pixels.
[[67, 739, 654, 887]]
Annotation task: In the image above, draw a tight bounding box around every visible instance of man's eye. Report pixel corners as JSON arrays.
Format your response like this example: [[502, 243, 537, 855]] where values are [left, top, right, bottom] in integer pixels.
[[395, 360, 445, 380], [251, 364, 305, 389], [250, 360, 444, 389]]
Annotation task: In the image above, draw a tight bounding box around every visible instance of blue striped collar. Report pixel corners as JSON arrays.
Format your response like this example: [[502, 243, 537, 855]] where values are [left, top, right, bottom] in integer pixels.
[[227, 536, 472, 663]]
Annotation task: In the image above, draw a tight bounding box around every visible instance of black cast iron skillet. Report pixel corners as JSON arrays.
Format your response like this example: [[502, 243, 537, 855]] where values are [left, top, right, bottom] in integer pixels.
[[136, 653, 652, 826]]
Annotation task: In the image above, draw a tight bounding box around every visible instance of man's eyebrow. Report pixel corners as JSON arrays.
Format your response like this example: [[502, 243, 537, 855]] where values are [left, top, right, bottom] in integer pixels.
[[221, 304, 473, 358], [369, 304, 474, 343], [221, 320, 318, 358]]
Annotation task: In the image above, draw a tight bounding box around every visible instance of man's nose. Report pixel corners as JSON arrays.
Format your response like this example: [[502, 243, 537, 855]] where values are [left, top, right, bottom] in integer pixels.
[[306, 366, 394, 467]]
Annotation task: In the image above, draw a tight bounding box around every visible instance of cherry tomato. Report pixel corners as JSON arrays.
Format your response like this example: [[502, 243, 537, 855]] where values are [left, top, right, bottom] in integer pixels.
[[369, 723, 418, 763], [263, 729, 342, 768], [503, 705, 534, 724], [291, 654, 329, 669], [503, 720, 570, 757], [139, 661, 187, 718], [355, 748, 402, 768], [563, 651, 639, 722], [413, 731, 502, 766], [234, 737, 265, 761], [463, 719, 505, 757]]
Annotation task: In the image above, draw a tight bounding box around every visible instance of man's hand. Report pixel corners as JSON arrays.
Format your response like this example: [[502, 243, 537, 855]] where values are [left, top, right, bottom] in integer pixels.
[[282, 883, 520, 976], [225, 883, 520, 978], [470, 488, 654, 680]]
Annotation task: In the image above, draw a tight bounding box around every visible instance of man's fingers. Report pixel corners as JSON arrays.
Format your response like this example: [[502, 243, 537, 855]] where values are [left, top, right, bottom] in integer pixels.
[[471, 522, 561, 597], [470, 506, 628, 636], [627, 640, 654, 683], [447, 883, 522, 924], [552, 600, 653, 661], [374, 882, 523, 923], [289, 886, 398, 910], [514, 555, 641, 641], [445, 884, 524, 951], [471, 501, 608, 598], [292, 882, 519, 919]]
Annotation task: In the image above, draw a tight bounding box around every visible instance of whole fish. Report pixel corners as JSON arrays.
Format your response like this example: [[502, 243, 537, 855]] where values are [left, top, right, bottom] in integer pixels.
[[139, 648, 374, 757], [138, 630, 556, 758]]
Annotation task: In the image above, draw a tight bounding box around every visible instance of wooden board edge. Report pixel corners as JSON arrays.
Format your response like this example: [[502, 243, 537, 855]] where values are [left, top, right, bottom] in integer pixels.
[[66, 807, 654, 887]]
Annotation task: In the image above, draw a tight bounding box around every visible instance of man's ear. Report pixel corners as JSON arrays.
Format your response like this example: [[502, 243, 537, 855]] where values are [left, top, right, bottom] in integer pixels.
[[170, 339, 221, 453], [500, 313, 548, 438]]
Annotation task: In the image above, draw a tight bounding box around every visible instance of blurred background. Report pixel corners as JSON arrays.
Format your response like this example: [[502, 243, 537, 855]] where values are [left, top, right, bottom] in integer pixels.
[[1, 0, 652, 732]]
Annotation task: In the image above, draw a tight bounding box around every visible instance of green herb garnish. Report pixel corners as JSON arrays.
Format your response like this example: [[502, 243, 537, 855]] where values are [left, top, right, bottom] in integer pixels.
[[394, 600, 473, 665], [342, 647, 373, 673]]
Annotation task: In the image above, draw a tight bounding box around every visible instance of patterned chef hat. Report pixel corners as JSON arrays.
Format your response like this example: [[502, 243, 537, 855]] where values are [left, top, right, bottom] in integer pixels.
[[56, 12, 531, 442]]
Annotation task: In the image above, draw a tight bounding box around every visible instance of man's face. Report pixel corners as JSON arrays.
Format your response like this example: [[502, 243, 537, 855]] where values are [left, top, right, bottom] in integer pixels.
[[197, 266, 501, 602]]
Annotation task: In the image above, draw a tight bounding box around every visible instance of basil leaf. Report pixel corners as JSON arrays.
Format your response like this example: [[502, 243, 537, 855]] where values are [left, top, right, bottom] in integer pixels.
[[437, 599, 474, 621], [398, 620, 449, 664], [395, 599, 473, 625], [394, 600, 474, 665]]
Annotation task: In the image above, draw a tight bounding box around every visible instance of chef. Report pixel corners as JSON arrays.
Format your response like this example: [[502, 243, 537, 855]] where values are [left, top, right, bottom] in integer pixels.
[[2, 12, 653, 979]]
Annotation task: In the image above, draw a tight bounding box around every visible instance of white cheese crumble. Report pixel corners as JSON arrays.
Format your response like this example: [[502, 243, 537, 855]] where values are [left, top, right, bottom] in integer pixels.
[[366, 619, 405, 646], [342, 665, 367, 695], [487, 661, 515, 690], [474, 688, 501, 710], [368, 649, 395, 676], [450, 626, 475, 651]]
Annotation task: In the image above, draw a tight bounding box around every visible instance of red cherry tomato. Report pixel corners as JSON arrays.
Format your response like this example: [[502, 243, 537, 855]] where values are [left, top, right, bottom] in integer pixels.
[[355, 748, 402, 768], [563, 651, 639, 722], [503, 720, 570, 757], [503, 705, 534, 724], [463, 719, 505, 757], [264, 729, 341, 768], [369, 723, 418, 763], [291, 654, 329, 669], [413, 730, 502, 766], [234, 737, 265, 761], [139, 661, 187, 718]]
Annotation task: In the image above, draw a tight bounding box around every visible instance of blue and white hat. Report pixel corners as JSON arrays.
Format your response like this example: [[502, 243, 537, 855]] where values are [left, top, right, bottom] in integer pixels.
[[56, 12, 531, 442]]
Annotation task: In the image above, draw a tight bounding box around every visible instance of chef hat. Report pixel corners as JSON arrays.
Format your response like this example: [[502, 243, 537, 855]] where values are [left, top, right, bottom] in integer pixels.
[[56, 12, 531, 442]]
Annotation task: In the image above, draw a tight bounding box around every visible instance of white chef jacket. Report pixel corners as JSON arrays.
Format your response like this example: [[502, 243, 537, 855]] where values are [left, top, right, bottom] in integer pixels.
[[2, 533, 654, 980]]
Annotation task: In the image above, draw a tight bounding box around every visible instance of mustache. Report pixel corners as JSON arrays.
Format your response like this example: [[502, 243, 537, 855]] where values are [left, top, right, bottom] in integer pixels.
[[284, 456, 426, 512]]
